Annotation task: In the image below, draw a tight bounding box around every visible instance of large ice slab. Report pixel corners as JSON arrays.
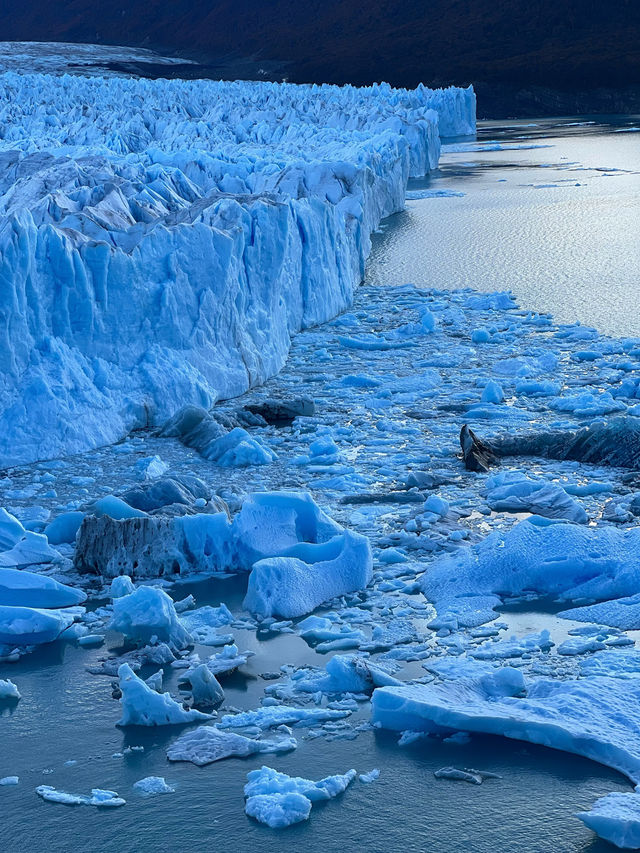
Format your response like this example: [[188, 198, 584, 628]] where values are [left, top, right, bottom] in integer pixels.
[[421, 517, 640, 627], [372, 668, 640, 783]]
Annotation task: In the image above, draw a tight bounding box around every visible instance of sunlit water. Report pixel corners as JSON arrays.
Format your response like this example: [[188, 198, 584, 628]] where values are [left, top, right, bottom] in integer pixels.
[[367, 117, 640, 337], [2, 117, 639, 853]]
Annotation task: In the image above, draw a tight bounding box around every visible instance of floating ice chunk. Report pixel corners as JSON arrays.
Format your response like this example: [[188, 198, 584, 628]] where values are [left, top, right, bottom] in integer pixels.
[[110, 586, 192, 650], [470, 630, 554, 660], [359, 769, 380, 783], [245, 792, 311, 828], [434, 767, 482, 784], [203, 428, 277, 467], [480, 381, 505, 404], [293, 654, 402, 694], [134, 456, 169, 481], [133, 776, 174, 795], [180, 664, 224, 707], [0, 678, 20, 699], [0, 605, 75, 646], [43, 511, 85, 545], [117, 663, 212, 727], [0, 776, 19, 785], [422, 518, 640, 627], [109, 575, 135, 599], [0, 509, 26, 551], [244, 765, 356, 827], [0, 532, 61, 568], [485, 471, 587, 523], [372, 667, 640, 782], [167, 726, 297, 765], [232, 491, 342, 568], [244, 530, 373, 618], [219, 704, 351, 730], [203, 643, 252, 677], [36, 785, 125, 807], [92, 496, 147, 520], [0, 567, 86, 608], [424, 495, 449, 518], [179, 604, 233, 645], [557, 636, 606, 656], [578, 791, 640, 849]]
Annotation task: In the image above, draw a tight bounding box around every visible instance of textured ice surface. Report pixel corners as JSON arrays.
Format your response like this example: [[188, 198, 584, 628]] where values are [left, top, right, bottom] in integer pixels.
[[0, 72, 473, 465], [0, 605, 74, 646], [0, 567, 86, 608], [110, 586, 192, 650], [167, 726, 297, 765], [421, 518, 640, 627], [244, 530, 373, 618]]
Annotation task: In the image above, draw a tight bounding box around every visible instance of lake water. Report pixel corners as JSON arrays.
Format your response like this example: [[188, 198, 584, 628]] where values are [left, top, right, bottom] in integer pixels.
[[2, 117, 639, 853], [367, 116, 640, 337]]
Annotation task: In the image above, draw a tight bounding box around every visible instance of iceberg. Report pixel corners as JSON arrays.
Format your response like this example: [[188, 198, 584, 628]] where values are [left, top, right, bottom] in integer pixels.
[[117, 663, 212, 726], [244, 765, 357, 828], [578, 792, 640, 849], [243, 530, 373, 619], [0, 605, 75, 646], [109, 586, 192, 650], [0, 567, 86, 608], [36, 785, 125, 807]]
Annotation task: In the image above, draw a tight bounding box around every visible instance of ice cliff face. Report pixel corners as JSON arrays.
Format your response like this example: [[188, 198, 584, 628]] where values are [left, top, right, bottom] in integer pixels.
[[0, 73, 475, 465]]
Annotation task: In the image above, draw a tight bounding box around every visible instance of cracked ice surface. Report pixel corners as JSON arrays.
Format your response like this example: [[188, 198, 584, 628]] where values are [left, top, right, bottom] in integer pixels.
[[0, 72, 474, 465]]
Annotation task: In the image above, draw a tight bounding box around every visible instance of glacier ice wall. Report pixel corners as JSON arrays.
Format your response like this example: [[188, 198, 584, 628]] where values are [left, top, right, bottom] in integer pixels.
[[0, 73, 475, 465]]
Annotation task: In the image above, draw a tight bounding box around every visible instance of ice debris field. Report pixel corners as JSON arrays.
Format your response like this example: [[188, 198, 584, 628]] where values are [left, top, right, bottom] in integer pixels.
[[1, 70, 640, 850]]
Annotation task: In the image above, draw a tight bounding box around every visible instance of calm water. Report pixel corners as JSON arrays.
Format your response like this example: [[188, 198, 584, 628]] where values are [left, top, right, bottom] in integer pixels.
[[2, 118, 639, 853], [367, 117, 640, 336], [0, 576, 630, 853]]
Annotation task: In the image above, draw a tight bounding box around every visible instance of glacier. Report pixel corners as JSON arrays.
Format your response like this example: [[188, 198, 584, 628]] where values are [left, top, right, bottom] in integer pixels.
[[0, 72, 475, 466]]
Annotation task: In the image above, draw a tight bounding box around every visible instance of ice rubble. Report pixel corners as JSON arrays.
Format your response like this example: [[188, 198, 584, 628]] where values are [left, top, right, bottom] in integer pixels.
[[244, 765, 357, 828], [421, 517, 640, 628], [0, 71, 474, 466], [371, 667, 640, 783]]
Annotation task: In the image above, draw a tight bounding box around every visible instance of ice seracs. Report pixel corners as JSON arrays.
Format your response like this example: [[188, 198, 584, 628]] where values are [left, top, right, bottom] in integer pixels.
[[0, 72, 474, 466]]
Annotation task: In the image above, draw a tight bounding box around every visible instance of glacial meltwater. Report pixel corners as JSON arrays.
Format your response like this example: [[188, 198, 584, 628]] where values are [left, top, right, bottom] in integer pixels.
[[2, 116, 639, 853]]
